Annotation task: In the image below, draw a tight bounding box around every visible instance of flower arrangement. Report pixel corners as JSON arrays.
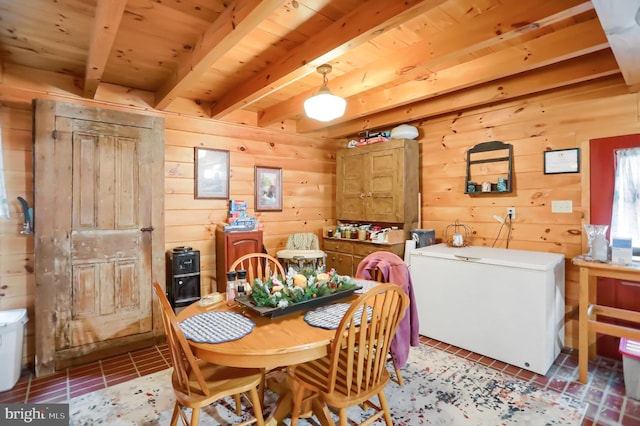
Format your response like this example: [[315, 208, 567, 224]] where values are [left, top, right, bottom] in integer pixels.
[[250, 267, 359, 308]]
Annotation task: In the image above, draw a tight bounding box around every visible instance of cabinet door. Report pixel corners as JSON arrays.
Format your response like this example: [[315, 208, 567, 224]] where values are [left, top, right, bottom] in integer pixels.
[[216, 230, 263, 292], [336, 151, 366, 221], [366, 148, 403, 222], [336, 142, 408, 223], [325, 250, 354, 276]]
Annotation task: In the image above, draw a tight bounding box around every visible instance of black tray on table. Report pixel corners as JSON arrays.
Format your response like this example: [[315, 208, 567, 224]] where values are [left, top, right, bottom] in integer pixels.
[[235, 286, 362, 318]]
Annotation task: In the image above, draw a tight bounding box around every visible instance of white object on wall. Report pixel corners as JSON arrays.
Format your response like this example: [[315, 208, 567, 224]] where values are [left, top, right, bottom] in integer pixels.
[[0, 127, 10, 219], [409, 243, 565, 375]]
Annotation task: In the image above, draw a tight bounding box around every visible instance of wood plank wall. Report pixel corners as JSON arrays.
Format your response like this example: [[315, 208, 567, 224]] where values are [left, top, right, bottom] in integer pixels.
[[0, 97, 341, 367], [417, 74, 640, 348], [1, 73, 639, 366]]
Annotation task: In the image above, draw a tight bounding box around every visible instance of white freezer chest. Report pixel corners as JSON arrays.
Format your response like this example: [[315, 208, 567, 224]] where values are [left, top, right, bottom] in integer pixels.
[[409, 244, 565, 375]]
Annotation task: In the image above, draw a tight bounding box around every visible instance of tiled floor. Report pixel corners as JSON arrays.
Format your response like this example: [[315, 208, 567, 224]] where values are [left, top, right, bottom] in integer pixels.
[[1, 337, 638, 425]]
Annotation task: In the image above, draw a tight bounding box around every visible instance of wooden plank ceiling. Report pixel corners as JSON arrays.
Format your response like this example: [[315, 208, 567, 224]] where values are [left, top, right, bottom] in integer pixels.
[[0, 0, 638, 138]]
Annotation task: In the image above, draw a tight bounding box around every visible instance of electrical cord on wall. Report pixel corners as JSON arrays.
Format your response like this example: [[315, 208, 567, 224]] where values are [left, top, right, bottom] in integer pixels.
[[491, 212, 514, 248]]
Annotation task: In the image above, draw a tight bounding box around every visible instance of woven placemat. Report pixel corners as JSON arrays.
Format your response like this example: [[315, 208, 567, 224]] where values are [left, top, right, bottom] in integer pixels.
[[353, 279, 380, 294], [304, 303, 371, 330], [180, 311, 255, 343]]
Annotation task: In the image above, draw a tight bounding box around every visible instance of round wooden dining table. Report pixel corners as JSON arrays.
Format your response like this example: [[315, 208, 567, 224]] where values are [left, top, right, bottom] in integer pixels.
[[177, 298, 346, 425]]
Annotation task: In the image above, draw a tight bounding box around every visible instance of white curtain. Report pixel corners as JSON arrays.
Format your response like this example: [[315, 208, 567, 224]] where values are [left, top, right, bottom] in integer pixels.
[[0, 127, 10, 219], [610, 147, 640, 247]]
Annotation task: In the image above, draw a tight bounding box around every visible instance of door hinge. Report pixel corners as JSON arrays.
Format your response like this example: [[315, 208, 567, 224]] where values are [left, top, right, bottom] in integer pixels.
[[140, 226, 154, 232]]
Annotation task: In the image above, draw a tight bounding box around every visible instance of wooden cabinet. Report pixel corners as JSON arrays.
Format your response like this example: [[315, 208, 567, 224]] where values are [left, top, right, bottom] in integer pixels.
[[336, 139, 419, 225], [323, 238, 404, 276], [330, 139, 419, 275], [215, 229, 263, 293]]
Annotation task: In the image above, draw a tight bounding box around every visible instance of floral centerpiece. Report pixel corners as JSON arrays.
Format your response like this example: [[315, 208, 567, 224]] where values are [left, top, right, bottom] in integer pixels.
[[250, 267, 359, 309]]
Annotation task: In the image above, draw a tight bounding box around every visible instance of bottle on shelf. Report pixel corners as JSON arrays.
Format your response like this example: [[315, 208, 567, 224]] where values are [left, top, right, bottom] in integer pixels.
[[226, 271, 237, 305]]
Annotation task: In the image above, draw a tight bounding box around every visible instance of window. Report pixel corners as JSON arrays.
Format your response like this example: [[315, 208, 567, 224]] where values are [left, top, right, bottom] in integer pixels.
[[610, 147, 640, 255]]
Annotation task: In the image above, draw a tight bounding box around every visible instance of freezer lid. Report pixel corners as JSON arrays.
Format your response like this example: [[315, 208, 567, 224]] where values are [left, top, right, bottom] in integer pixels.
[[410, 243, 564, 270]]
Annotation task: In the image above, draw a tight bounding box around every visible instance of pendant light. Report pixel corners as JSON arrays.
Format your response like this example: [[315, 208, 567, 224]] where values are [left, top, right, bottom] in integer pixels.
[[304, 64, 346, 122]]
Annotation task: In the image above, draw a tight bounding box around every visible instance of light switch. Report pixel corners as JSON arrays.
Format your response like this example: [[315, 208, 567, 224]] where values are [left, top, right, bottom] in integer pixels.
[[552, 200, 572, 213]]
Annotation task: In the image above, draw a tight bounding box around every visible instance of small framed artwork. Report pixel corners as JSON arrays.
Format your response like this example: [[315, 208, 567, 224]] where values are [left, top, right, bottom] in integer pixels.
[[544, 148, 580, 174], [255, 166, 282, 211], [194, 147, 229, 199]]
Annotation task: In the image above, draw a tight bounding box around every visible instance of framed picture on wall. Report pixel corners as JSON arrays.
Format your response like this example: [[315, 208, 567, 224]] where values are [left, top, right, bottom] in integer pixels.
[[255, 166, 282, 211], [194, 147, 229, 199], [544, 148, 580, 174]]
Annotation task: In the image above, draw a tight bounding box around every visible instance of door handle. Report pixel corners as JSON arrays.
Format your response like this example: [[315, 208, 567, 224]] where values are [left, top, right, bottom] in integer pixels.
[[140, 226, 154, 232]]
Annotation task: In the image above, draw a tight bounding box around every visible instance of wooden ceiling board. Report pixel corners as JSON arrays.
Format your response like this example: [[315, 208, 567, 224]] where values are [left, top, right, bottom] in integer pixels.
[[0, 0, 635, 136]]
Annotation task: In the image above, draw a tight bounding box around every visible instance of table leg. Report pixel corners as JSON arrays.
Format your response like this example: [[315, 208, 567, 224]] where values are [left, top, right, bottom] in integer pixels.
[[578, 267, 589, 383], [578, 267, 600, 383]]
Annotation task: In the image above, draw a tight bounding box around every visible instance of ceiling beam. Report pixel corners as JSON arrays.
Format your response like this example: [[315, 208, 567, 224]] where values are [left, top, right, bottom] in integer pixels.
[[258, 0, 593, 127], [208, 0, 448, 120], [324, 50, 621, 138], [297, 17, 609, 133], [154, 0, 283, 110], [591, 0, 640, 87], [83, 0, 127, 99]]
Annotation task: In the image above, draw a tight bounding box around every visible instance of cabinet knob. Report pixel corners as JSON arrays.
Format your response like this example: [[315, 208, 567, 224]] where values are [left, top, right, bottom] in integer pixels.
[[359, 193, 366, 200]]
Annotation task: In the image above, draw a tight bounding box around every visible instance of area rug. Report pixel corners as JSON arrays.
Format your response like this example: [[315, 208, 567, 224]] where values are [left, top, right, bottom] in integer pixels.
[[68, 344, 588, 425]]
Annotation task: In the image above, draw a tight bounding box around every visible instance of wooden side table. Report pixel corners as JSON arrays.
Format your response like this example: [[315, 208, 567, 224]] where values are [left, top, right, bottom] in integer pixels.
[[572, 257, 640, 383]]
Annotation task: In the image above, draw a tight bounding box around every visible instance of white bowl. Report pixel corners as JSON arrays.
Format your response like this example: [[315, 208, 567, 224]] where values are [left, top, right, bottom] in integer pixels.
[[390, 124, 418, 140]]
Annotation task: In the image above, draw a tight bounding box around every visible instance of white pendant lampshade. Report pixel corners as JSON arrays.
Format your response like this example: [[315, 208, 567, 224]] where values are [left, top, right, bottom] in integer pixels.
[[304, 64, 346, 122]]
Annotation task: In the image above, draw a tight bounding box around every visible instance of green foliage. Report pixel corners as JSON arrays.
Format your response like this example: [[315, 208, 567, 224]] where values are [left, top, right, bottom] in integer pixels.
[[250, 268, 358, 308]]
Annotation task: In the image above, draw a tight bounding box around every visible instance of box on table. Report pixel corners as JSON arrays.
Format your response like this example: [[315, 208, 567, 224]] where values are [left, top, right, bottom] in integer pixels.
[[619, 338, 640, 400], [612, 238, 633, 265]]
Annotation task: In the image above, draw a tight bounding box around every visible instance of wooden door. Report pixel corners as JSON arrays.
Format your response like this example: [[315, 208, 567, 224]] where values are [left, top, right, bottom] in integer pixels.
[[590, 133, 640, 360], [336, 150, 366, 221], [366, 147, 402, 222], [34, 99, 165, 376]]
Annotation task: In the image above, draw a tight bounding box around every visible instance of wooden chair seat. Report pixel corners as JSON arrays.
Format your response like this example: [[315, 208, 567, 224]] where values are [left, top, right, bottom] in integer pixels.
[[152, 282, 265, 426]]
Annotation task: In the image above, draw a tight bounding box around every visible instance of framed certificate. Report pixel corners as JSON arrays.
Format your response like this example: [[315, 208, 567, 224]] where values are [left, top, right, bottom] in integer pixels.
[[544, 148, 580, 174]]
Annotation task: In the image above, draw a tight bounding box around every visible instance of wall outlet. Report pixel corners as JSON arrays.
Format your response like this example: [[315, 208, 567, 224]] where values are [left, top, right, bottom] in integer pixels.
[[506, 207, 516, 220]]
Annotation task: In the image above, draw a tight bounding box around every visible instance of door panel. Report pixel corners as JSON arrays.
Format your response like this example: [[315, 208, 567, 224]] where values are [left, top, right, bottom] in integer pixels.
[[34, 99, 164, 376], [590, 133, 640, 359]]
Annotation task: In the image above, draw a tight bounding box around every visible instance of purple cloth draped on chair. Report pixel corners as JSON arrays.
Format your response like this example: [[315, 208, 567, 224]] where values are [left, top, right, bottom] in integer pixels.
[[355, 251, 420, 368]]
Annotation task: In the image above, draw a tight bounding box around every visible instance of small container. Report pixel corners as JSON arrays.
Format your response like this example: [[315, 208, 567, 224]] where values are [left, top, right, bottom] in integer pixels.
[[497, 177, 508, 192], [620, 338, 640, 400], [481, 181, 492, 192], [226, 271, 237, 305], [327, 229, 333, 237], [236, 270, 247, 297], [467, 181, 476, 192]]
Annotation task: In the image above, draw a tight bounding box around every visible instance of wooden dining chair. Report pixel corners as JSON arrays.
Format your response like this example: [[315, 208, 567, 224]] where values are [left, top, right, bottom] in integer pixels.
[[229, 253, 286, 286], [152, 282, 265, 426], [289, 283, 409, 426]]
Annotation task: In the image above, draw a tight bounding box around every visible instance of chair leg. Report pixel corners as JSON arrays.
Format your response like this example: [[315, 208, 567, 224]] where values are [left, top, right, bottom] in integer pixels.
[[378, 391, 393, 426], [247, 386, 265, 426], [169, 403, 181, 426], [290, 382, 307, 426], [393, 359, 404, 386], [338, 407, 349, 426], [234, 394, 242, 415], [190, 407, 200, 426]]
